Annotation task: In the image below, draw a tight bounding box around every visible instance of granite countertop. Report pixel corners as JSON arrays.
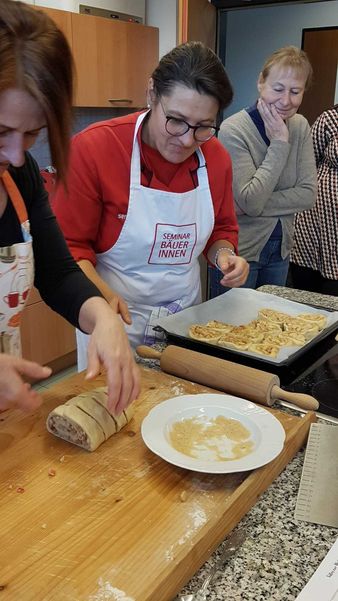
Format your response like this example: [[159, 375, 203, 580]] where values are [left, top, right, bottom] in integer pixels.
[[137, 286, 338, 601], [258, 285, 338, 311]]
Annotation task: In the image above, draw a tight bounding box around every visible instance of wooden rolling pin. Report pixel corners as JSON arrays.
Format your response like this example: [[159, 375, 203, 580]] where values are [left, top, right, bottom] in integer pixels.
[[136, 345, 319, 411]]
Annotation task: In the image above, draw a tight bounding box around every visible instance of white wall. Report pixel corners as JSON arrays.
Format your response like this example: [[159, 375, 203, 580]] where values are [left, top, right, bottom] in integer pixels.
[[145, 0, 177, 58], [222, 0, 338, 117]]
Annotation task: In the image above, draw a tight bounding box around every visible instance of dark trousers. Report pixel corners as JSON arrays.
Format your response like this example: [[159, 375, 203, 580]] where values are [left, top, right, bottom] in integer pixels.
[[289, 263, 338, 297]]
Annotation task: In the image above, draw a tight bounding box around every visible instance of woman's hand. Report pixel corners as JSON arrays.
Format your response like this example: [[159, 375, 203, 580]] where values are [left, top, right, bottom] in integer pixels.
[[106, 292, 132, 325], [257, 98, 289, 143], [217, 253, 249, 288], [0, 355, 51, 412], [78, 260, 132, 325], [79, 298, 140, 416]]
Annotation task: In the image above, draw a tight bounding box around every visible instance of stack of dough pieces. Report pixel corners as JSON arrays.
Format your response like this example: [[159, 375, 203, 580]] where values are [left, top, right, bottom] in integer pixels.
[[46, 387, 134, 452], [189, 308, 328, 358]]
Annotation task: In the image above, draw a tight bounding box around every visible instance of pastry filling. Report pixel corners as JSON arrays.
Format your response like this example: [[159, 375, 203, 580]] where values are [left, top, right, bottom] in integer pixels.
[[169, 415, 254, 461], [48, 415, 90, 449]]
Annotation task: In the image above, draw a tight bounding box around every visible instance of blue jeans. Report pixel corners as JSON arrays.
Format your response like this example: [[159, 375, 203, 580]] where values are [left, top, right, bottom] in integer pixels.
[[208, 237, 290, 298]]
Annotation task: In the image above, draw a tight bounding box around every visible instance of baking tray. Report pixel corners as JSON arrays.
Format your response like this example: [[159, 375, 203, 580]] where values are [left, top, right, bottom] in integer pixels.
[[155, 289, 338, 382]]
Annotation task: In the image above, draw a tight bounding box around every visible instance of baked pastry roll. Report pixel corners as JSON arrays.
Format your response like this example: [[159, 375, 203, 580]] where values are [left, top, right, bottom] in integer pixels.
[[206, 320, 234, 333], [249, 319, 282, 334], [283, 319, 318, 340], [264, 332, 305, 347], [189, 324, 222, 343], [46, 387, 134, 452], [231, 324, 264, 342], [296, 313, 327, 330], [248, 342, 280, 358], [258, 308, 291, 324], [217, 335, 249, 350]]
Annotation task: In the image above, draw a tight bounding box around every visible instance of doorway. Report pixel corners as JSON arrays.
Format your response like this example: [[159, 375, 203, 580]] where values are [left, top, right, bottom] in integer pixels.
[[301, 26, 338, 125]]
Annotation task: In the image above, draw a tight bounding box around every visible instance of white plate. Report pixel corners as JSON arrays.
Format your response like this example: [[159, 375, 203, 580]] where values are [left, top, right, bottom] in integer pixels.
[[141, 393, 286, 474]]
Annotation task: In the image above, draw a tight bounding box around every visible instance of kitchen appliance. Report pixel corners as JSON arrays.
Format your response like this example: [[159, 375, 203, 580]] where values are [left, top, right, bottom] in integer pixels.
[[34, 0, 145, 22], [285, 339, 338, 422]]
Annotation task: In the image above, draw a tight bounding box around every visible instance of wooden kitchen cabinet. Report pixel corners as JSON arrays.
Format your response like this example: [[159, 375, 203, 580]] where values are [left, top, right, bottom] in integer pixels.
[[32, 6, 73, 47], [70, 13, 159, 108], [21, 287, 76, 373], [34, 6, 158, 109]]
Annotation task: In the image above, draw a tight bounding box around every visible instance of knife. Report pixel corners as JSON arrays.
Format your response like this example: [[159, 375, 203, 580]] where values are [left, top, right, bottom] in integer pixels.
[[178, 528, 247, 601]]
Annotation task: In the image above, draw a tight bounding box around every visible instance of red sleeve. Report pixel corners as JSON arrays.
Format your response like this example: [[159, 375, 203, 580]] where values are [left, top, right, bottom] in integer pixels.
[[54, 115, 238, 267], [202, 138, 239, 261], [53, 114, 138, 266]]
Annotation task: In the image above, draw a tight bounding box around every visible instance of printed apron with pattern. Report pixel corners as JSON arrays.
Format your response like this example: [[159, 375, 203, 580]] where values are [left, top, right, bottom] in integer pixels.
[[0, 171, 34, 356], [76, 111, 215, 369]]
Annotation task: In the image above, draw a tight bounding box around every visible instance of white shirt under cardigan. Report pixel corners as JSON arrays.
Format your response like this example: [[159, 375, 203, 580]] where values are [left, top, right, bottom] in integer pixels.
[[218, 109, 317, 262]]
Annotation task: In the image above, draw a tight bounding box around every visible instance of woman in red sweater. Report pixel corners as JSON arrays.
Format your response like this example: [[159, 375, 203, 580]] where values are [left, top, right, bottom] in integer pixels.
[[54, 42, 249, 367]]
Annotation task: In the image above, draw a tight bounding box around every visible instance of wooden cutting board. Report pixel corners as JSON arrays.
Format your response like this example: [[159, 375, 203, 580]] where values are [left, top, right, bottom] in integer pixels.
[[0, 366, 316, 601]]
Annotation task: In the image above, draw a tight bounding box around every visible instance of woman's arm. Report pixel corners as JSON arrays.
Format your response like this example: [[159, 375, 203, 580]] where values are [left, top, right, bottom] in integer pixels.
[[13, 155, 140, 414], [207, 241, 249, 288], [78, 259, 131, 325], [78, 297, 140, 415], [219, 118, 291, 217], [219, 112, 316, 218], [258, 124, 317, 216]]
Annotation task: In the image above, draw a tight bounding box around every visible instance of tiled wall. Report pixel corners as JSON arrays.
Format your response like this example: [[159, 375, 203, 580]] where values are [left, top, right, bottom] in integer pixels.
[[30, 106, 136, 169]]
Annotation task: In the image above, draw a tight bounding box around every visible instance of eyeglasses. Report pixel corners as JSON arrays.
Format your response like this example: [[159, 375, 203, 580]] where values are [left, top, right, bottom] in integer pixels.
[[159, 98, 219, 142]]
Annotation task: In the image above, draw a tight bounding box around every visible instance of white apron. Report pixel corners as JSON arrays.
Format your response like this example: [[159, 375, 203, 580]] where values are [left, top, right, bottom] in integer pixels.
[[77, 111, 214, 368], [0, 171, 34, 356]]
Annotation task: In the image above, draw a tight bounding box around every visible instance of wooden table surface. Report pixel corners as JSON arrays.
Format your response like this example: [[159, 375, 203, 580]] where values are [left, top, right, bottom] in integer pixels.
[[0, 366, 316, 601]]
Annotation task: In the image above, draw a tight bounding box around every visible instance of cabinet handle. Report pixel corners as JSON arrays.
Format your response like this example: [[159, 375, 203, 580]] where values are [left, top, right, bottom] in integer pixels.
[[108, 98, 133, 103]]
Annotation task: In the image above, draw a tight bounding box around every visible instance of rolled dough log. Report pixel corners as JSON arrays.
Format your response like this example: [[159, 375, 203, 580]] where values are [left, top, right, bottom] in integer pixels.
[[46, 387, 134, 451]]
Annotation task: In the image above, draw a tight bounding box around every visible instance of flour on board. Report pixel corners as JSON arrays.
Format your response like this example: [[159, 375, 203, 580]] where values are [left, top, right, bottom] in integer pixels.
[[88, 579, 135, 601]]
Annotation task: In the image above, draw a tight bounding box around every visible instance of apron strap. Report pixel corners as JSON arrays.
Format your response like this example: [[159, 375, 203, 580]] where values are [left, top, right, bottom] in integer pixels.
[[1, 170, 29, 225]]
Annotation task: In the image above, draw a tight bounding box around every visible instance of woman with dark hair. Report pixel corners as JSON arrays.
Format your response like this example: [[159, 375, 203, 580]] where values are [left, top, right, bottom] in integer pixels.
[[290, 104, 338, 295], [0, 0, 140, 413], [54, 41, 249, 363], [210, 46, 317, 294]]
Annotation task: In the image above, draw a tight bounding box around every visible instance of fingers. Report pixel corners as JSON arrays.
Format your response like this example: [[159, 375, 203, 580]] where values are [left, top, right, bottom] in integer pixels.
[[109, 296, 132, 325], [112, 362, 141, 416], [85, 323, 140, 416], [17, 383, 43, 413], [85, 343, 101, 380], [117, 298, 132, 325], [220, 257, 249, 287], [0, 375, 43, 413], [14, 357, 52, 381], [105, 362, 123, 415]]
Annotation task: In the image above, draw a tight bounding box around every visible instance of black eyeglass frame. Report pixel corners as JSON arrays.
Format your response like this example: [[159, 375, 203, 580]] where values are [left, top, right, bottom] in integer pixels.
[[158, 98, 220, 142]]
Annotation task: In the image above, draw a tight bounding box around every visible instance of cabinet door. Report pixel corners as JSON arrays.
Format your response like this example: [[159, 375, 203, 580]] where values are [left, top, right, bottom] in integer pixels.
[[21, 289, 76, 367], [71, 13, 158, 108], [124, 23, 159, 108], [32, 6, 73, 48]]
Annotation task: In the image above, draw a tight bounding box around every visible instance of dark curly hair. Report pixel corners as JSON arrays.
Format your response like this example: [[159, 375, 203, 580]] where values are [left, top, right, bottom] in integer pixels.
[[151, 41, 233, 112]]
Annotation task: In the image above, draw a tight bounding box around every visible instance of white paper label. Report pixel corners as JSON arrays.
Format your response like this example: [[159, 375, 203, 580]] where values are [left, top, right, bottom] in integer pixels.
[[295, 538, 338, 600]]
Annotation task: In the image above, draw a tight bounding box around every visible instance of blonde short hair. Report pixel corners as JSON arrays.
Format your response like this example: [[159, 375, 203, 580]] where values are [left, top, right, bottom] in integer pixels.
[[260, 46, 313, 90]]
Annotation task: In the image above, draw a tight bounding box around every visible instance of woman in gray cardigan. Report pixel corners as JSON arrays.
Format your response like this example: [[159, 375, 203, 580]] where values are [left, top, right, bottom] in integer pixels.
[[210, 46, 317, 294]]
